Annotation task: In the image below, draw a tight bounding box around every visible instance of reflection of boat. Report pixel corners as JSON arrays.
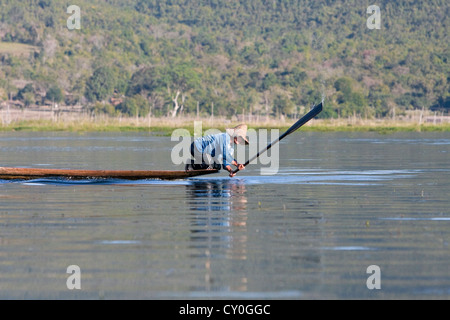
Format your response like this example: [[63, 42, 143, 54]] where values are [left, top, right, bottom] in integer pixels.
[[0, 167, 218, 180]]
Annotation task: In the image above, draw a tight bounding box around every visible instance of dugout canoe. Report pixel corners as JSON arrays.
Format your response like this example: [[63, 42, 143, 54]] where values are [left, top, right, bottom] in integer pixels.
[[0, 167, 219, 181]]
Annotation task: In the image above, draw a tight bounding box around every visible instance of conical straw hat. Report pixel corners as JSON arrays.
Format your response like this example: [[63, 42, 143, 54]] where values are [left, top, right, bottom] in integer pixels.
[[226, 124, 249, 145]]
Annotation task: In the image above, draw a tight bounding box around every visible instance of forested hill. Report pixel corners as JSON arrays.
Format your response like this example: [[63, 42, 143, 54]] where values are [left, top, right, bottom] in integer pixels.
[[0, 0, 448, 118]]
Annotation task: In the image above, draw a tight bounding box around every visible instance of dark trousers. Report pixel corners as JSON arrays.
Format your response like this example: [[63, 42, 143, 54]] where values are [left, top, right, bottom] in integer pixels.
[[189, 143, 221, 170]]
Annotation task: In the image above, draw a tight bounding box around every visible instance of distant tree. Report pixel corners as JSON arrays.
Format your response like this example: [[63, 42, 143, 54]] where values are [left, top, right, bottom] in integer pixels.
[[334, 77, 353, 98], [85, 67, 116, 102], [262, 73, 278, 91], [90, 102, 116, 116], [333, 77, 368, 117], [431, 95, 450, 113], [16, 83, 34, 101], [161, 63, 201, 117], [24, 92, 35, 107], [134, 0, 157, 14], [127, 67, 162, 97], [289, 67, 308, 87], [194, 32, 218, 53], [139, 39, 152, 56], [117, 97, 138, 117], [38, 0, 53, 9], [273, 92, 295, 116], [46, 86, 63, 104], [116, 95, 149, 117]]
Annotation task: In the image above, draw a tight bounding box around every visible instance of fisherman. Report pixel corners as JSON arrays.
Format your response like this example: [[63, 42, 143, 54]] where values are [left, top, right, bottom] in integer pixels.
[[185, 124, 249, 178]]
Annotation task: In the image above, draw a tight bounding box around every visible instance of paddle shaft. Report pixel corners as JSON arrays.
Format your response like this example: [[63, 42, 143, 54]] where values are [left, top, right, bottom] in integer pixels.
[[232, 102, 323, 175]]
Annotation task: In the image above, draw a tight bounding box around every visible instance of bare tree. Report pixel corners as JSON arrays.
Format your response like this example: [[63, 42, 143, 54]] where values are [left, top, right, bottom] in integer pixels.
[[169, 91, 185, 118]]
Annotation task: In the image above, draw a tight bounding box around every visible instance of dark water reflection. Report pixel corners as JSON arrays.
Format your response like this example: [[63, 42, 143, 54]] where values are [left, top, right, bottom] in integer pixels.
[[186, 180, 249, 291], [188, 180, 247, 253]]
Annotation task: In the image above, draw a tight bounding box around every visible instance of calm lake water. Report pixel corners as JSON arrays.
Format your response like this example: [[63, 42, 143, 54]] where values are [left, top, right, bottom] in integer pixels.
[[0, 131, 449, 299]]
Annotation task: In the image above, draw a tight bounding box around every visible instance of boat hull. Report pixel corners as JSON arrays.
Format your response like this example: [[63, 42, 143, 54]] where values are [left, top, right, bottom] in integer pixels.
[[0, 167, 219, 180]]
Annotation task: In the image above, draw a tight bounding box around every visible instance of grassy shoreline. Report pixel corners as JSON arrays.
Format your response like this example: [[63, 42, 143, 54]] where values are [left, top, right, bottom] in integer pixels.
[[1, 116, 449, 134], [0, 120, 450, 135]]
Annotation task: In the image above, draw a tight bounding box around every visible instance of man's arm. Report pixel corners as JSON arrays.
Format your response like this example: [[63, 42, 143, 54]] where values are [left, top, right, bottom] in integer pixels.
[[221, 134, 245, 177]]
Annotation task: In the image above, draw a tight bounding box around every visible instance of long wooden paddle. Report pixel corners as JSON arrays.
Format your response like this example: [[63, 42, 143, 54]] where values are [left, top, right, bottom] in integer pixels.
[[232, 101, 323, 175]]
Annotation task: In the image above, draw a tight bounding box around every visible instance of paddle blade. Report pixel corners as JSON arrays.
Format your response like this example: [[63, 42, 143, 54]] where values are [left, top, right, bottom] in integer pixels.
[[281, 101, 323, 137]]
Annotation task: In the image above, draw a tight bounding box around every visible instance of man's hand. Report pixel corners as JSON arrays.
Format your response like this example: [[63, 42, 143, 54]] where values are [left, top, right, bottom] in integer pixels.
[[227, 163, 245, 178], [225, 165, 234, 178]]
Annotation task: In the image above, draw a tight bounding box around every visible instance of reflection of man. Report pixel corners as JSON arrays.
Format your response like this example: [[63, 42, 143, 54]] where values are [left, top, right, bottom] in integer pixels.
[[187, 179, 248, 250], [187, 180, 247, 213], [186, 124, 249, 177]]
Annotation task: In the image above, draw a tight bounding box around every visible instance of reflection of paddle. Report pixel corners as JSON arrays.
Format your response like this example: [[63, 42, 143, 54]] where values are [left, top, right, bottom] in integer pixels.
[[232, 101, 323, 176]]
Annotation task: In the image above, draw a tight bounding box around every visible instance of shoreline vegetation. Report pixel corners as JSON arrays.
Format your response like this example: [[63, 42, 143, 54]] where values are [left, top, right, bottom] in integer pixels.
[[0, 108, 449, 134]]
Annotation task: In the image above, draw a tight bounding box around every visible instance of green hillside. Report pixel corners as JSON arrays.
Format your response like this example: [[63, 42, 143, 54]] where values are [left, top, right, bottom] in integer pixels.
[[0, 0, 448, 118]]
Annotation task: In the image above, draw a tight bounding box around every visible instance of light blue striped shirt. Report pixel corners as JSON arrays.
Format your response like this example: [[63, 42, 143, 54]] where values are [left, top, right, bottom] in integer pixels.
[[193, 133, 235, 168]]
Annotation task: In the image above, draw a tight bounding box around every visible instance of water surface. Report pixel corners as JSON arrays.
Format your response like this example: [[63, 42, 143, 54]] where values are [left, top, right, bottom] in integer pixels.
[[0, 132, 449, 299]]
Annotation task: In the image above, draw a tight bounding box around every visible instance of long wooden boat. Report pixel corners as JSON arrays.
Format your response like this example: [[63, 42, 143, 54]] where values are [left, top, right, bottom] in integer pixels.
[[0, 167, 218, 181]]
